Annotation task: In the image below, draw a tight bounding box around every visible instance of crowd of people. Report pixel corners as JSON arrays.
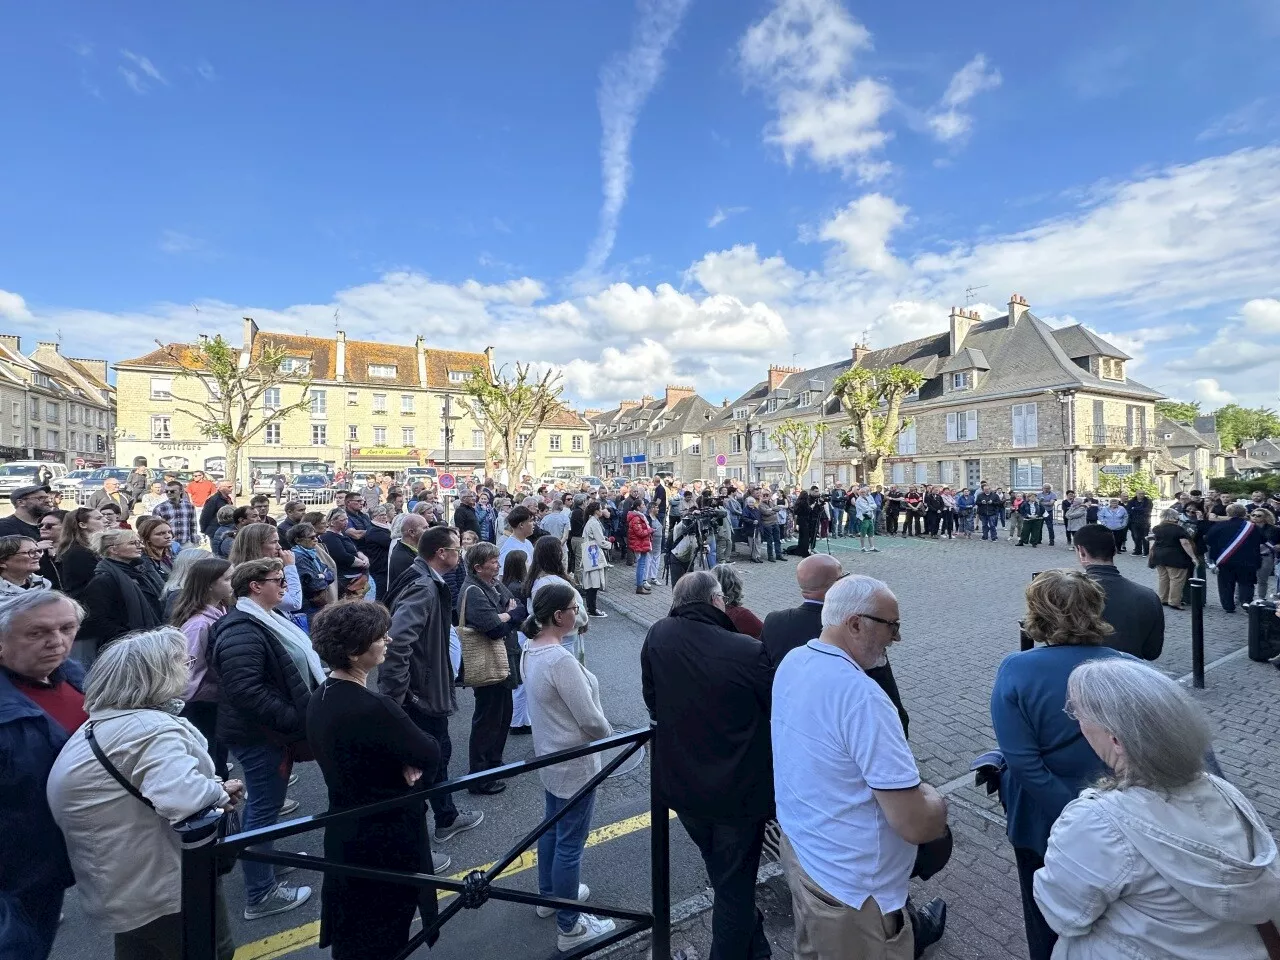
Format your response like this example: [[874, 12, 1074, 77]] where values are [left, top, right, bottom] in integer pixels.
[[2, 464, 1278, 960]]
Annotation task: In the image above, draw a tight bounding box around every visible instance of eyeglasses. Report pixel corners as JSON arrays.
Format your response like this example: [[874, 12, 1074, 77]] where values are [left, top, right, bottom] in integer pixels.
[[1063, 698, 1079, 721], [255, 576, 286, 585], [14, 549, 42, 558], [858, 613, 901, 635]]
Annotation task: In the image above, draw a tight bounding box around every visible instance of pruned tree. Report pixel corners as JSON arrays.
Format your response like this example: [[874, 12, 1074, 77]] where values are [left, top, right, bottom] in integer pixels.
[[831, 364, 925, 487], [459, 363, 565, 480], [160, 328, 313, 495], [769, 418, 828, 488]]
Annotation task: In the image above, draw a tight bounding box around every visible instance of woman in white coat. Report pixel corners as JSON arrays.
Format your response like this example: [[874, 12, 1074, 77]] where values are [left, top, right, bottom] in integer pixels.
[[1034, 658, 1280, 959], [47, 627, 243, 960], [577, 501, 610, 619]]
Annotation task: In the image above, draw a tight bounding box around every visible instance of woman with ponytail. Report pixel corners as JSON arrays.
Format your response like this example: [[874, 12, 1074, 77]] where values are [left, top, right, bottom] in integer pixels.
[[520, 583, 616, 952]]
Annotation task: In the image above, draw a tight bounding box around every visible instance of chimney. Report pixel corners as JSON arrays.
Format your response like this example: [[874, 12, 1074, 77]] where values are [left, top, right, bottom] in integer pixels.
[[1008, 293, 1029, 324], [36, 341, 59, 355], [335, 330, 346, 383], [69, 358, 109, 382], [0, 335, 21, 353], [415, 335, 427, 386], [851, 343, 872, 364], [483, 345, 495, 379], [618, 399, 641, 412], [722, 398, 730, 407], [949, 306, 974, 355], [242, 316, 259, 351], [768, 364, 803, 391], [664, 384, 695, 408]]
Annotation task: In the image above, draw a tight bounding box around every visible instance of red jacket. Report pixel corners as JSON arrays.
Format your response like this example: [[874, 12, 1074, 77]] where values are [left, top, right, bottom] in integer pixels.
[[626, 511, 653, 553]]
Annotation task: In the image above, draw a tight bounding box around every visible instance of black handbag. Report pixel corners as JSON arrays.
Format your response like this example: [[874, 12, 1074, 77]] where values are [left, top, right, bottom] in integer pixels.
[[85, 720, 240, 876]]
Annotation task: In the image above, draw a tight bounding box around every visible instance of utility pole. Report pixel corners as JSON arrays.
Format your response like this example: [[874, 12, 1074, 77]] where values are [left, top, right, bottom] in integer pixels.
[[442, 394, 455, 475]]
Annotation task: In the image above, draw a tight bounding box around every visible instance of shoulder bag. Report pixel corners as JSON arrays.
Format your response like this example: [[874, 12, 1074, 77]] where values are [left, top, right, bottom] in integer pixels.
[[85, 720, 240, 875], [458, 585, 510, 688]]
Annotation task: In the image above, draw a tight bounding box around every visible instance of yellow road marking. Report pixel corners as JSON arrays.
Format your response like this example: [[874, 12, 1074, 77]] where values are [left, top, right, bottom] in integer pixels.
[[234, 809, 674, 960]]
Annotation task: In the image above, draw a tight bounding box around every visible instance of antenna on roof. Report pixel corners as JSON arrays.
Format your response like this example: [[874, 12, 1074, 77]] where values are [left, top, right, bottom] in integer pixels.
[[964, 284, 988, 306], [859, 327, 871, 344]]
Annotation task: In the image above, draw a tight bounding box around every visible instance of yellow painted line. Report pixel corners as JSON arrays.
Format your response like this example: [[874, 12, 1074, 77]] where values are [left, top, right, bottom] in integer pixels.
[[234, 809, 675, 960]]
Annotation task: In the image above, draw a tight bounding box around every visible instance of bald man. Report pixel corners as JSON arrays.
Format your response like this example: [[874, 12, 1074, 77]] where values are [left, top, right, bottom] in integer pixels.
[[760, 554, 910, 736], [388, 512, 429, 594]]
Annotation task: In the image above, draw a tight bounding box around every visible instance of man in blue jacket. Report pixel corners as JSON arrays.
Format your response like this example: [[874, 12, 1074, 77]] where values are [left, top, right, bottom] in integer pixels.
[[1204, 503, 1265, 613], [0, 591, 87, 960]]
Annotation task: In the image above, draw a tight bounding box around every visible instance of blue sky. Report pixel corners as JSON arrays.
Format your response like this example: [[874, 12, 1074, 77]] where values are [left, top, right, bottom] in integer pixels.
[[2, 0, 1279, 409]]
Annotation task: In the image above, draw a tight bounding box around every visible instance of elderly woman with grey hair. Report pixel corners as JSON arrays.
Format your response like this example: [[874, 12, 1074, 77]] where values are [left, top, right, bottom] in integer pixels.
[[712, 562, 764, 639], [1034, 658, 1280, 959], [74, 529, 165, 662], [359, 503, 394, 601], [47, 627, 244, 960]]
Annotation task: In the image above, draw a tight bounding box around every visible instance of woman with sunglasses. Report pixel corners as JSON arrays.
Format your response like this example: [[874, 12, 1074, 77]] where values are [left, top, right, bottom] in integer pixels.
[[0, 535, 52, 598], [989, 569, 1129, 960], [520, 582, 615, 953]]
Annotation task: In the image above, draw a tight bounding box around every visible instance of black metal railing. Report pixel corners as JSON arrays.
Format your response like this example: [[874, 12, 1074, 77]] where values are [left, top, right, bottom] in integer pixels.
[[181, 726, 668, 960], [1088, 425, 1159, 448]]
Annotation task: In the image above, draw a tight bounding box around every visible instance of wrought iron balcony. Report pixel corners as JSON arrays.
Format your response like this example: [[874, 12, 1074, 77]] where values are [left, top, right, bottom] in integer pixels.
[[1088, 426, 1159, 448]]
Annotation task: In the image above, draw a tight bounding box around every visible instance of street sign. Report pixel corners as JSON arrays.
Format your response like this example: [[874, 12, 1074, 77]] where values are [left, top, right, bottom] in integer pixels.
[[716, 465, 727, 479], [74, 458, 85, 468], [715, 454, 727, 466], [1099, 464, 1135, 476], [438, 472, 457, 490]]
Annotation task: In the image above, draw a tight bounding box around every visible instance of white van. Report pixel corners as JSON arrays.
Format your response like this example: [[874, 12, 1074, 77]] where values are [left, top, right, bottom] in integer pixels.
[[0, 460, 68, 497]]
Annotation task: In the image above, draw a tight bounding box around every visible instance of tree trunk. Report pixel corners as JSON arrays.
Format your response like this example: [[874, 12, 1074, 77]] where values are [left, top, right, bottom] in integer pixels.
[[225, 442, 243, 500]]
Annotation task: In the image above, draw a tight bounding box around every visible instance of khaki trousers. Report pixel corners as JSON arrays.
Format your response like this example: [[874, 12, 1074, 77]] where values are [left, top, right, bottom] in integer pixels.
[[1156, 565, 1189, 606], [779, 834, 913, 960]]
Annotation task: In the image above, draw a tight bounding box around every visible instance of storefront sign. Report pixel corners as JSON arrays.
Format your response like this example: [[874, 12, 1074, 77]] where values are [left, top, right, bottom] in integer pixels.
[[33, 449, 64, 462], [350, 447, 421, 460], [156, 443, 209, 452], [622, 454, 647, 465]]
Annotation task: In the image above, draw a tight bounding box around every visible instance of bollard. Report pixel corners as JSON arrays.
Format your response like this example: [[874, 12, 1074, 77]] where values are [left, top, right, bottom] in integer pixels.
[[1190, 578, 1206, 689], [178, 812, 221, 960], [649, 724, 671, 960]]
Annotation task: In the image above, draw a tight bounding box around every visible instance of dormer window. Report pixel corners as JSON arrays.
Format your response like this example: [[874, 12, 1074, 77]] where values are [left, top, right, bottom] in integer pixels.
[[1100, 358, 1125, 381], [369, 364, 397, 379], [279, 357, 310, 375], [766, 398, 779, 413], [732, 407, 749, 420], [951, 372, 972, 391]]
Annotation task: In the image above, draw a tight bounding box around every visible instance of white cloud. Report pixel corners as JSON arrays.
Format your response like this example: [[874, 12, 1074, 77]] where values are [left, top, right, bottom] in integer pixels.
[[0, 289, 33, 322], [1189, 378, 1235, 406], [561, 340, 676, 400], [1197, 98, 1272, 141], [685, 244, 804, 302], [926, 54, 1001, 144], [119, 50, 166, 93], [196, 59, 216, 82], [1241, 298, 1280, 333], [740, 0, 892, 179], [818, 193, 907, 275], [460, 277, 546, 305], [581, 0, 691, 276], [707, 206, 748, 228]]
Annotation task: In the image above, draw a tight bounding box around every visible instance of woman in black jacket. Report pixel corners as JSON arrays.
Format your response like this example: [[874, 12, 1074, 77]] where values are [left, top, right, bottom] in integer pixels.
[[459, 542, 526, 793], [1150, 507, 1198, 610], [210, 557, 319, 919], [307, 600, 442, 960], [55, 507, 106, 596], [793, 490, 815, 557], [73, 528, 164, 662]]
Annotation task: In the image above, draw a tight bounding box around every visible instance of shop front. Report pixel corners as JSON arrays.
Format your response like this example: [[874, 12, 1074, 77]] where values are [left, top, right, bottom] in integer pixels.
[[346, 446, 423, 473], [116, 439, 226, 475]]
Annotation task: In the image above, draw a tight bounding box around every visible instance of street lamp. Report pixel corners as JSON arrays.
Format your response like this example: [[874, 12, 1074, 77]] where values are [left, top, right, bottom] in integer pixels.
[[441, 394, 459, 476], [1055, 389, 1077, 492], [738, 420, 761, 485]]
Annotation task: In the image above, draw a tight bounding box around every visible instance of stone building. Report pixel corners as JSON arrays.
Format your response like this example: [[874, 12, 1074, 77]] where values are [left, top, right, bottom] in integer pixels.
[[0, 336, 115, 467], [588, 386, 716, 480]]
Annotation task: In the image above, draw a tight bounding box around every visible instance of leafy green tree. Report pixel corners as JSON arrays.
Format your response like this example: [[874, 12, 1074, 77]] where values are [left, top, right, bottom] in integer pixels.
[[161, 331, 312, 495], [1095, 469, 1159, 499], [1155, 399, 1201, 423], [831, 365, 926, 487], [1211, 404, 1280, 450], [460, 363, 564, 480], [768, 418, 828, 487]]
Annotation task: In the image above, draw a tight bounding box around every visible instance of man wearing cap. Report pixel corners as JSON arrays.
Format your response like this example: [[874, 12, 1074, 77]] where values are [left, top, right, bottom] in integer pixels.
[[0, 485, 60, 585]]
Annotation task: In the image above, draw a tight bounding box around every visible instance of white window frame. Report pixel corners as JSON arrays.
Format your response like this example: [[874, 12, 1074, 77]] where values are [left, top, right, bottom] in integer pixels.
[[46, 429, 59, 447], [914, 462, 928, 485], [151, 415, 172, 441], [309, 389, 327, 416], [150, 377, 173, 400], [549, 434, 562, 452], [689, 440, 700, 455], [369, 364, 397, 379], [448, 370, 470, 383], [731, 434, 743, 453], [732, 407, 749, 421], [896, 422, 917, 455], [472, 429, 485, 449], [891, 462, 908, 485], [952, 372, 972, 390], [946, 409, 978, 442], [1013, 457, 1043, 489], [373, 426, 387, 445], [1012, 403, 1039, 449], [348, 425, 359, 441], [572, 434, 583, 452], [404, 427, 416, 446], [9, 401, 19, 426], [347, 390, 359, 406], [401, 394, 415, 414], [263, 387, 281, 411], [264, 423, 281, 445], [311, 424, 327, 446], [372, 393, 387, 414]]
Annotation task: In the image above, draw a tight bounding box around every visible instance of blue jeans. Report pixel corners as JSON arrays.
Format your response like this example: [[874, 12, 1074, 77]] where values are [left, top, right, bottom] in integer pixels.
[[829, 506, 845, 536], [762, 525, 781, 560], [233, 742, 293, 903], [981, 513, 999, 540], [538, 790, 597, 933], [635, 551, 650, 587]]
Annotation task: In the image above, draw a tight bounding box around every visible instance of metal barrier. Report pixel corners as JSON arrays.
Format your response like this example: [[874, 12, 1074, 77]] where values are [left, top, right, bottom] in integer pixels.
[[181, 726, 669, 960]]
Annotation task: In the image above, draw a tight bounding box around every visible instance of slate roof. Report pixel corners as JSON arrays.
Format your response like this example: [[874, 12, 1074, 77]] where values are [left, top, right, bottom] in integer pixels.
[[1158, 417, 1209, 449], [1244, 438, 1280, 465], [649, 395, 718, 438], [1051, 325, 1131, 360], [939, 347, 990, 374]]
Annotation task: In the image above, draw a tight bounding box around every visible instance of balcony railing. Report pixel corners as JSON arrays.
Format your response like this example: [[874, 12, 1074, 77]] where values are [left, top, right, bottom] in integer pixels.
[[1088, 426, 1159, 448]]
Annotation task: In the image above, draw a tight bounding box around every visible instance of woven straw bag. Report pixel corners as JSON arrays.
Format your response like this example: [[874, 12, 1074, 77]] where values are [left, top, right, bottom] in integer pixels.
[[458, 585, 510, 688]]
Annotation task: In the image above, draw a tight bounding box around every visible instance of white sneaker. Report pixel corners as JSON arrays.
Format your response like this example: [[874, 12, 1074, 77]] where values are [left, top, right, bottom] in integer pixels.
[[244, 882, 312, 920], [557, 913, 616, 952], [537, 882, 589, 918], [869, 546, 880, 552]]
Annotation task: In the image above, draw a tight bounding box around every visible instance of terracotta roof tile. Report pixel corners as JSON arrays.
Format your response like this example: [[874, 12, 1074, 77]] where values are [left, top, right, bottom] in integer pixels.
[[424, 349, 489, 390]]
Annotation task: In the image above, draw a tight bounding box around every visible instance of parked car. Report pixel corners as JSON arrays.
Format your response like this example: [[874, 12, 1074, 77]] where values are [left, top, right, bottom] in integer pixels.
[[0, 461, 68, 498], [577, 475, 605, 489], [51, 468, 95, 496], [74, 466, 133, 504], [287, 473, 334, 505]]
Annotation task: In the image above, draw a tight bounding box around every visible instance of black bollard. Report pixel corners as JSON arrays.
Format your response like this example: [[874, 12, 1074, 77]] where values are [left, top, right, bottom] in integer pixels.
[[1190, 577, 1206, 689]]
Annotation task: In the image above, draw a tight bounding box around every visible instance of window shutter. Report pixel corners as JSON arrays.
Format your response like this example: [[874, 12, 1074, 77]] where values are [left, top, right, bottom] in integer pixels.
[[1025, 404, 1038, 446], [946, 412, 958, 442], [966, 409, 978, 441], [1012, 404, 1025, 448]]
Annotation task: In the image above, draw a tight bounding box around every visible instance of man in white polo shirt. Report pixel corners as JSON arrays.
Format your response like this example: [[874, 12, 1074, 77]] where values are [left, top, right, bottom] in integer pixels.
[[772, 574, 948, 959]]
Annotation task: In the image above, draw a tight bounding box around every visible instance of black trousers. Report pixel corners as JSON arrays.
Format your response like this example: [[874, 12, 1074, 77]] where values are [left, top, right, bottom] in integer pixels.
[[1014, 847, 1057, 960], [796, 517, 815, 555], [924, 512, 940, 536], [1043, 514, 1056, 545], [941, 511, 954, 537], [1130, 520, 1150, 555], [886, 510, 899, 535], [405, 704, 459, 828], [677, 814, 771, 960], [1112, 527, 1128, 552], [584, 586, 601, 615], [180, 700, 229, 779], [469, 684, 513, 773], [1217, 566, 1257, 613]]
